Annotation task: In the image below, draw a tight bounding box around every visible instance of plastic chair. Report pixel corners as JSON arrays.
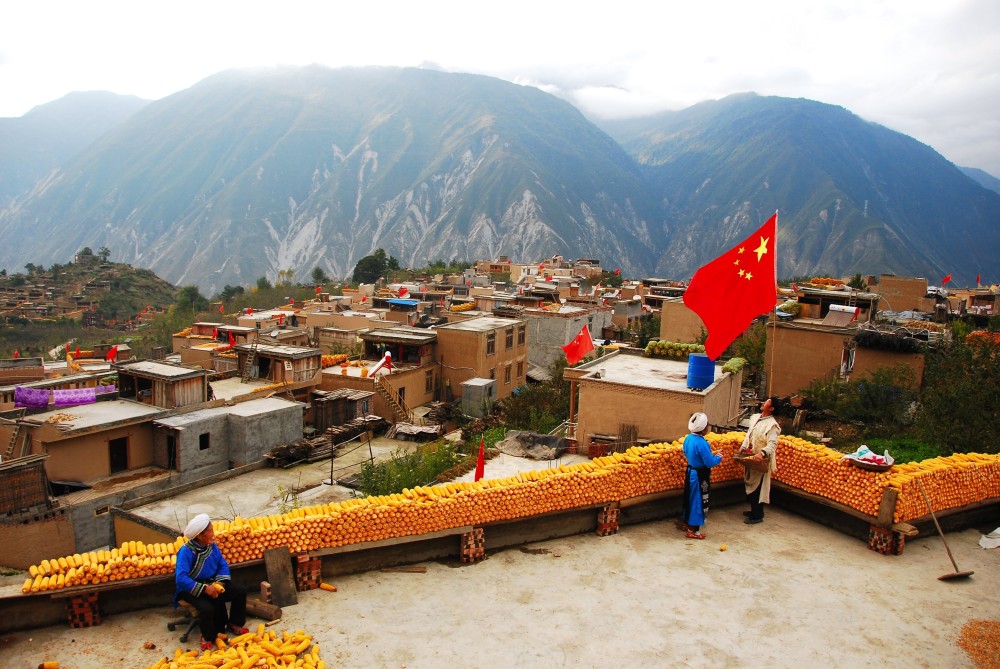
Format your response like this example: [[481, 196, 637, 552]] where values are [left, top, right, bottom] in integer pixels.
[[167, 601, 199, 643]]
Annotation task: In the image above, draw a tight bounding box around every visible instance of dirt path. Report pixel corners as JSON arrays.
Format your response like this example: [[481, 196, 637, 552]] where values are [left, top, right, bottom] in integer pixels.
[[2, 504, 996, 668]]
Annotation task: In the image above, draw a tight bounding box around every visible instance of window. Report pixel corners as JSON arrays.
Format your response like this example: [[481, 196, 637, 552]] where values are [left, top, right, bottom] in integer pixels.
[[489, 368, 496, 380], [425, 370, 434, 392], [517, 325, 526, 346], [487, 332, 496, 355], [504, 365, 512, 385], [199, 433, 210, 451], [505, 328, 514, 349], [516, 361, 524, 379]]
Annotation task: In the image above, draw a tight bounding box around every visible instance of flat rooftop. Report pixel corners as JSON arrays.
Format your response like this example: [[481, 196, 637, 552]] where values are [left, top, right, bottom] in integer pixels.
[[576, 351, 721, 393], [23, 399, 167, 432]]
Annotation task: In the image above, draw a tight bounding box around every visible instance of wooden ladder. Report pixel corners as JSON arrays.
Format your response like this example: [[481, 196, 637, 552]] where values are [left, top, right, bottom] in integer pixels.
[[241, 337, 259, 383], [4, 408, 27, 460], [373, 375, 411, 424]]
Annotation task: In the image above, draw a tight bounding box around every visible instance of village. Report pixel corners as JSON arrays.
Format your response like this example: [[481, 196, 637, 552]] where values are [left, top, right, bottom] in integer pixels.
[[0, 253, 997, 667]]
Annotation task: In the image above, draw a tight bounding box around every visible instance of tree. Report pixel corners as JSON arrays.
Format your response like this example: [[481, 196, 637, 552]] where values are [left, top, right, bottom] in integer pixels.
[[218, 284, 245, 302], [98, 246, 111, 262], [353, 248, 393, 284], [256, 276, 273, 291], [176, 285, 208, 315], [311, 267, 329, 284], [848, 273, 866, 290], [916, 333, 1000, 453]]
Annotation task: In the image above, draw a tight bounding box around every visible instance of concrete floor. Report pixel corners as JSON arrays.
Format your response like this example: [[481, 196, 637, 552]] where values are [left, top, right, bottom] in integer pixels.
[[1, 504, 996, 669]]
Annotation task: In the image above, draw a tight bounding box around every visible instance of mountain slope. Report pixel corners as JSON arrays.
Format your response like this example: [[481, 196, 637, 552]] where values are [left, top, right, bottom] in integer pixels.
[[0, 67, 664, 294], [599, 94, 1000, 285], [0, 91, 149, 205]]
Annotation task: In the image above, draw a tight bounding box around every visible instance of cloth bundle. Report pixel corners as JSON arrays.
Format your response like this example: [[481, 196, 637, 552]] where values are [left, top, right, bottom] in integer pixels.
[[841, 445, 894, 467]]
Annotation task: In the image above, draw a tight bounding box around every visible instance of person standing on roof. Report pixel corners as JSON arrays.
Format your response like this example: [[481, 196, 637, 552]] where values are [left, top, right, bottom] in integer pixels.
[[739, 396, 782, 525], [681, 412, 722, 540], [174, 514, 248, 650]]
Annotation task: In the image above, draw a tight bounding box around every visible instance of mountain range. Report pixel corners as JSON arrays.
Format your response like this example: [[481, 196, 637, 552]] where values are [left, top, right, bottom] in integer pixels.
[[0, 66, 996, 294]]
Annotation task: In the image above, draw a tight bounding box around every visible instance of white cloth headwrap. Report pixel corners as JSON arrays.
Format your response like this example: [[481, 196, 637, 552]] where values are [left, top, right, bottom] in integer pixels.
[[184, 513, 211, 539], [688, 412, 709, 433]]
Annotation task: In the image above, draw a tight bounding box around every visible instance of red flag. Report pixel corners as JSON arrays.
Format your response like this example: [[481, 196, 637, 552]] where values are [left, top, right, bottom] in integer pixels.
[[228, 332, 235, 347], [539, 264, 545, 271], [247, 307, 253, 315], [614, 268, 621, 275], [290, 297, 294, 305], [212, 327, 218, 339], [976, 273, 981, 285], [562, 324, 596, 365], [683, 213, 778, 361], [398, 286, 408, 298], [474, 437, 485, 482], [75, 345, 80, 358], [315, 284, 322, 293], [361, 295, 368, 303], [12, 349, 19, 359], [941, 274, 952, 285], [278, 313, 285, 325], [105, 345, 118, 363]]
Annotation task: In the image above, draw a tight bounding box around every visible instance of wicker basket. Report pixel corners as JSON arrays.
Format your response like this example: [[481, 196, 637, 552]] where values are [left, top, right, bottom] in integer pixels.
[[734, 453, 769, 473]]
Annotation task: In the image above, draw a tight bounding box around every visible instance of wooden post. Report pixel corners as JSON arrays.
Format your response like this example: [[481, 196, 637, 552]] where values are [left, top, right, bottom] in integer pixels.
[[263, 547, 298, 607]]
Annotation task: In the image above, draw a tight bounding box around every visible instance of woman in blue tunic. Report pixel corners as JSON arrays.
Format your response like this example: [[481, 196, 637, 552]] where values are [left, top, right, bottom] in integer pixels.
[[682, 413, 722, 539], [174, 513, 248, 649]]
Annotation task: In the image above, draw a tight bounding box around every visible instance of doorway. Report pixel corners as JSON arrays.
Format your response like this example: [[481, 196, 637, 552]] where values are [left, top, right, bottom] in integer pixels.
[[109, 437, 128, 473]]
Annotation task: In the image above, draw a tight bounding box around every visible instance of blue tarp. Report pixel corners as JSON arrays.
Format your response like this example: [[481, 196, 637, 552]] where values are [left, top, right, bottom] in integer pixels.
[[387, 299, 420, 307]]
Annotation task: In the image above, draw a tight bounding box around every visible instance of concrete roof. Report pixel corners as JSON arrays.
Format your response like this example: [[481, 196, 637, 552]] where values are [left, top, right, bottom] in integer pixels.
[[154, 397, 301, 428], [118, 360, 204, 379], [575, 351, 719, 393], [435, 316, 522, 332], [24, 399, 167, 432], [234, 343, 320, 358]]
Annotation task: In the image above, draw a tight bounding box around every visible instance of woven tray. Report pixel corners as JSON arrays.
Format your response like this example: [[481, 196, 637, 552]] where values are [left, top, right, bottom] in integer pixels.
[[733, 453, 769, 472]]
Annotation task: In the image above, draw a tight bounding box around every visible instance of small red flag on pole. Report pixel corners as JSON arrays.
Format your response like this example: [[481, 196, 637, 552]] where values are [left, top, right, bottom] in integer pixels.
[[976, 273, 981, 286], [316, 285, 322, 293], [219, 304, 225, 313], [228, 332, 235, 348], [12, 349, 18, 359], [474, 437, 485, 482], [562, 324, 595, 365], [942, 274, 952, 285]]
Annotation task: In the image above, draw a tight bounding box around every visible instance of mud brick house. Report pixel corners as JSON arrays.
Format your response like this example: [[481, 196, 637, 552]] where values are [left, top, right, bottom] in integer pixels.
[[0, 356, 46, 385], [435, 316, 528, 405], [565, 348, 743, 454], [519, 304, 611, 372], [320, 326, 438, 423]]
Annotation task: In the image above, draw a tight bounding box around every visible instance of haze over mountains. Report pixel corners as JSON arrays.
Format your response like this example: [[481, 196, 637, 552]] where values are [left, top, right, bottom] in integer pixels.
[[0, 66, 996, 294]]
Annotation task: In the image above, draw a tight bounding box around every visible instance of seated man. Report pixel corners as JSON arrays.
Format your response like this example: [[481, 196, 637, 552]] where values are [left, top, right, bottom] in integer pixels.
[[174, 513, 248, 649]]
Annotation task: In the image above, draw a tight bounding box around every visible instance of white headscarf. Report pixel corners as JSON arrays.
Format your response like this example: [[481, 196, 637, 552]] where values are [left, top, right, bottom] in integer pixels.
[[184, 513, 211, 539], [688, 412, 709, 433]]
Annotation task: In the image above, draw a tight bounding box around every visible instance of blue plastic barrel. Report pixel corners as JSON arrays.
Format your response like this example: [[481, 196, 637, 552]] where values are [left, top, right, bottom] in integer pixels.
[[686, 353, 715, 391]]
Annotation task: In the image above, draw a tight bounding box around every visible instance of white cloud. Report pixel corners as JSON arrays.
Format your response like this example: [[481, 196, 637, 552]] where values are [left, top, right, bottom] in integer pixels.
[[1, 0, 998, 174]]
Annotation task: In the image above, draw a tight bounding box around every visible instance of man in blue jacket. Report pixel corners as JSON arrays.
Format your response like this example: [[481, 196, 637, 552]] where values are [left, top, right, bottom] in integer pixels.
[[174, 513, 248, 649]]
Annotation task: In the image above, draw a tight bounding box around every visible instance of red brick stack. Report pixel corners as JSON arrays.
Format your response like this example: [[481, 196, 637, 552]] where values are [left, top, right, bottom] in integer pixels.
[[460, 528, 485, 563], [66, 592, 101, 628], [597, 506, 620, 537], [294, 554, 322, 591], [868, 525, 904, 555]]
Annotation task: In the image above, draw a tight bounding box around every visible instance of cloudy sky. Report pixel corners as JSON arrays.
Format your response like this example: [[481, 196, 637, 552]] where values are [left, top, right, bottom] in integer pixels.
[[3, 1, 999, 175]]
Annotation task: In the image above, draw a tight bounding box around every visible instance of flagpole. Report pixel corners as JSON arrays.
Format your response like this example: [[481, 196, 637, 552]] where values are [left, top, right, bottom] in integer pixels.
[[766, 210, 779, 397]]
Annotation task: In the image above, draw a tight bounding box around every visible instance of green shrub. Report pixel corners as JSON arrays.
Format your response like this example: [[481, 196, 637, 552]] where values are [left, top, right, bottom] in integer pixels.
[[862, 437, 942, 464], [358, 440, 466, 496]]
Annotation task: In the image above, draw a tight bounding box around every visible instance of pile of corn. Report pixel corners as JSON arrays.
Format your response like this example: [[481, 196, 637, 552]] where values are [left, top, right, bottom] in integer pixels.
[[145, 624, 325, 669], [21, 433, 1000, 593], [320, 354, 349, 368], [449, 302, 474, 312], [22, 540, 183, 593]]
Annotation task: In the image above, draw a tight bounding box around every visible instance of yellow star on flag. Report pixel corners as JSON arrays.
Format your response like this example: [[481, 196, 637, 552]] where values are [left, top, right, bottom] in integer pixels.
[[754, 236, 770, 262]]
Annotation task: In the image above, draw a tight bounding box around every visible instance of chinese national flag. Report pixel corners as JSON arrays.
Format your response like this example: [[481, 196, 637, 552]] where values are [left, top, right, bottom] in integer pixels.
[[105, 345, 118, 363], [278, 313, 285, 325], [219, 304, 224, 313], [683, 213, 778, 361], [976, 273, 981, 286], [74, 345, 80, 358], [315, 284, 322, 293], [942, 274, 952, 285], [474, 437, 485, 482], [212, 327, 218, 339], [562, 324, 595, 365], [228, 332, 235, 347], [12, 350, 18, 359]]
